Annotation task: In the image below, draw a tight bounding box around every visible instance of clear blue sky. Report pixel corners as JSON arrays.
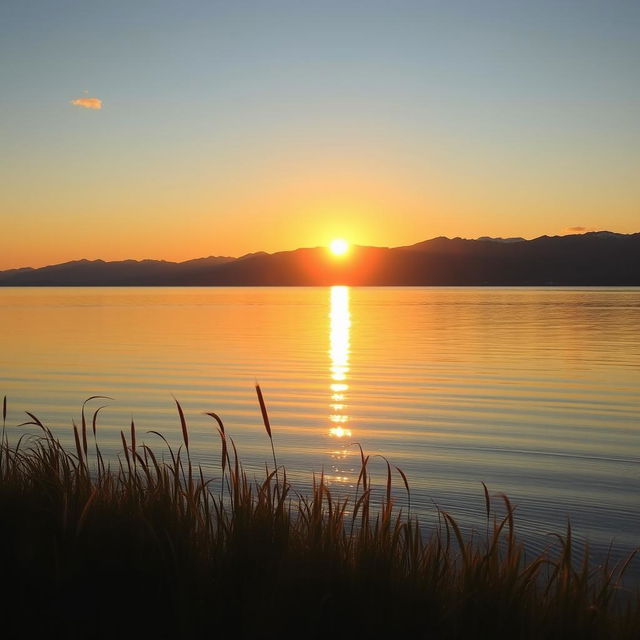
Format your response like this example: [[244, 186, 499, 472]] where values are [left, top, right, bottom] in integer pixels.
[[1, 1, 638, 268]]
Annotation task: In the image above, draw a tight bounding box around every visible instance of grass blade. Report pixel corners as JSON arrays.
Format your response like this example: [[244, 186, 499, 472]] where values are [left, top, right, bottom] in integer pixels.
[[255, 384, 272, 439], [174, 397, 189, 450]]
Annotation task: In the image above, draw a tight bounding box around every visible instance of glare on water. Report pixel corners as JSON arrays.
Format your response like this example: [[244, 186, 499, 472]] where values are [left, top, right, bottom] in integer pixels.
[[329, 286, 352, 441]]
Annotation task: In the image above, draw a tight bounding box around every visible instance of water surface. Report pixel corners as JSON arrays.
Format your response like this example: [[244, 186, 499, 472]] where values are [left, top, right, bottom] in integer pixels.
[[1, 287, 639, 580]]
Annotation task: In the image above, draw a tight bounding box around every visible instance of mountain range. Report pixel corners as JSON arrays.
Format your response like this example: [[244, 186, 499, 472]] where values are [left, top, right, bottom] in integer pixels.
[[1, 232, 638, 286]]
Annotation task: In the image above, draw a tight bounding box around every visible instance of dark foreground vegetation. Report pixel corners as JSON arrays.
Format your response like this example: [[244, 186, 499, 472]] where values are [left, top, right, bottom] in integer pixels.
[[1, 391, 638, 639]]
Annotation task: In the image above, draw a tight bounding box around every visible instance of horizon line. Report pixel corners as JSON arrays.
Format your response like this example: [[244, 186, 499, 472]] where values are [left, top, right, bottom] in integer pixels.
[[2, 229, 635, 273]]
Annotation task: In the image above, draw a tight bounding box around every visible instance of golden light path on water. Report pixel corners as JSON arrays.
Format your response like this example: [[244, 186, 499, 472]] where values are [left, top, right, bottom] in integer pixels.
[[328, 286, 352, 482]]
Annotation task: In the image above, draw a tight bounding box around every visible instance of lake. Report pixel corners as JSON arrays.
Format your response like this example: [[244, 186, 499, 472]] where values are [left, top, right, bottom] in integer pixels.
[[1, 286, 639, 582]]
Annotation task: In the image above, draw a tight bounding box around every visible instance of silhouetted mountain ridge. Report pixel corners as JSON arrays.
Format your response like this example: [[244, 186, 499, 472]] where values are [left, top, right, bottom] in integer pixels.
[[1, 232, 638, 286], [476, 236, 526, 243]]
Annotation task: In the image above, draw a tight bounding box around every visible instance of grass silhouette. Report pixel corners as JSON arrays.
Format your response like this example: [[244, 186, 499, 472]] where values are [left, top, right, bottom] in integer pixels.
[[0, 389, 638, 639]]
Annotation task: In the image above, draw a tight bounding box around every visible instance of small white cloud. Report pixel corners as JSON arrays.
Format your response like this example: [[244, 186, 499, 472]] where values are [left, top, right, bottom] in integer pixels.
[[70, 97, 102, 110]]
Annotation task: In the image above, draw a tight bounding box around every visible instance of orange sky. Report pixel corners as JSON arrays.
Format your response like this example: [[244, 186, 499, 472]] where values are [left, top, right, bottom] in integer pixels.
[[1, 2, 638, 270]]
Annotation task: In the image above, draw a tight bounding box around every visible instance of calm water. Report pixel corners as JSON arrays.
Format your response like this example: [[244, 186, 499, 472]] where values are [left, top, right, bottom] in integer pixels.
[[1, 287, 639, 581]]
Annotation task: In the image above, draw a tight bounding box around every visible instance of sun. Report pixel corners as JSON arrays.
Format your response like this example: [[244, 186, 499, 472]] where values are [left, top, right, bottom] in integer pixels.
[[329, 238, 349, 256]]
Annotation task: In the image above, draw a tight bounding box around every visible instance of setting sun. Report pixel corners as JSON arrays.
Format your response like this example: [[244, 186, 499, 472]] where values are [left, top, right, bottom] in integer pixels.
[[329, 238, 349, 256]]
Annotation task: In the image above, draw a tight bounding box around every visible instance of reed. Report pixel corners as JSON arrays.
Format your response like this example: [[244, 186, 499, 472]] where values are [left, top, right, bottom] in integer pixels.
[[0, 392, 638, 639]]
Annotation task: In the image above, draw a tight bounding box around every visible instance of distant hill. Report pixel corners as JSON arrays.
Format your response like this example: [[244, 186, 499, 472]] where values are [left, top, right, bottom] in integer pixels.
[[1, 232, 639, 286], [0, 256, 235, 286], [476, 236, 526, 243]]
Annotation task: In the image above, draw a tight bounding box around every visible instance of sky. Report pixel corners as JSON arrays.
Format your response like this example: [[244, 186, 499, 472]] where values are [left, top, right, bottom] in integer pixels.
[[1, 0, 639, 269]]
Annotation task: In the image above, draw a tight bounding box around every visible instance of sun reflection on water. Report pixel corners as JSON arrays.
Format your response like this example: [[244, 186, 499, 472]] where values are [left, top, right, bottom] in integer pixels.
[[328, 286, 351, 440]]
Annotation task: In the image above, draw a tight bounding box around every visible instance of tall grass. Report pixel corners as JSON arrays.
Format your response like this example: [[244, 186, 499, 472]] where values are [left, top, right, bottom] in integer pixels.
[[0, 390, 638, 639]]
